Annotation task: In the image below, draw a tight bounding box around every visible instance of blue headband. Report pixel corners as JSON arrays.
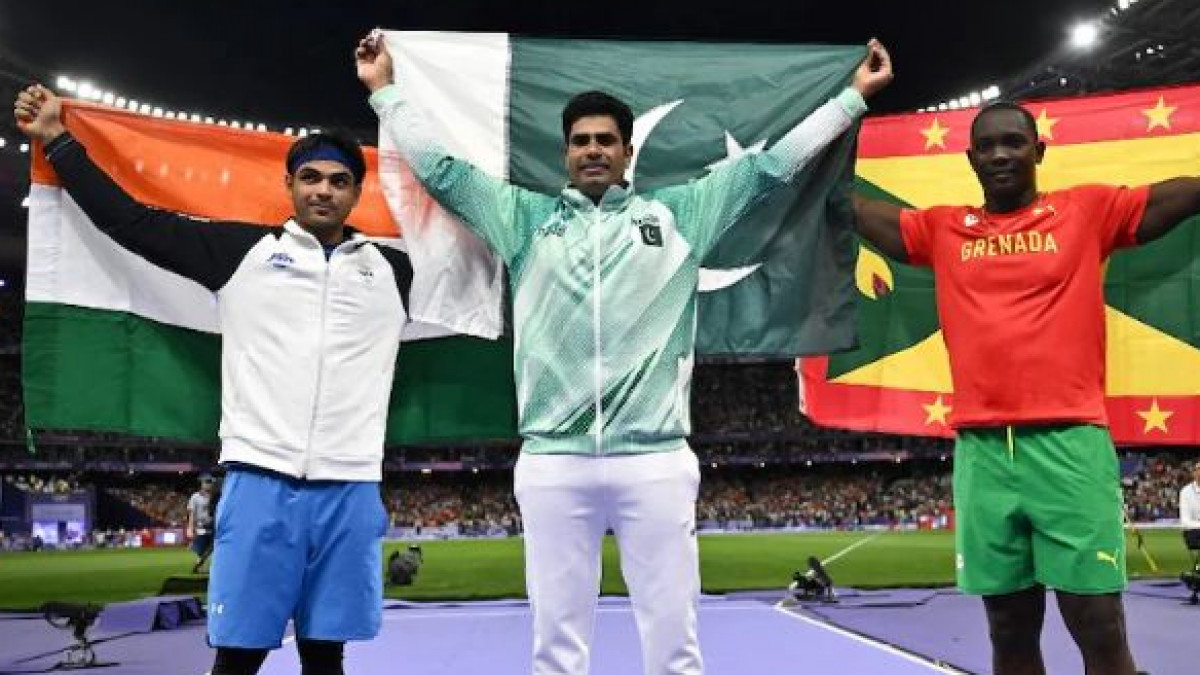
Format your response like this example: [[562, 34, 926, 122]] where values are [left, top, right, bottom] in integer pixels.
[[288, 142, 356, 176]]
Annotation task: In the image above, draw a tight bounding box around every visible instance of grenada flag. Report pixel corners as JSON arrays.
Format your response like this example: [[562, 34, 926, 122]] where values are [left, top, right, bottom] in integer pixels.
[[800, 83, 1200, 445]]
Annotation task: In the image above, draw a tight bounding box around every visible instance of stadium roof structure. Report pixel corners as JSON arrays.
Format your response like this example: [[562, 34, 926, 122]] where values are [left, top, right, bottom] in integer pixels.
[[1003, 0, 1200, 101]]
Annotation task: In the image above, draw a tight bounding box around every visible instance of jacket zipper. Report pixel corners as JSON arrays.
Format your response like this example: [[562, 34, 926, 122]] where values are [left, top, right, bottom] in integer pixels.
[[303, 248, 334, 477], [591, 209, 603, 455]]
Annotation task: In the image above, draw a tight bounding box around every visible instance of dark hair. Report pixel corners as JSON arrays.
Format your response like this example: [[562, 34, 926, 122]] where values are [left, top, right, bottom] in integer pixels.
[[285, 129, 367, 185], [561, 91, 634, 145], [970, 100, 1038, 142]]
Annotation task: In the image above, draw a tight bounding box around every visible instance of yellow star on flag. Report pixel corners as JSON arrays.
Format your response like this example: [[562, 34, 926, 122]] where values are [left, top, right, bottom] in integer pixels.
[[1136, 399, 1174, 434], [920, 118, 950, 150], [1035, 108, 1059, 140], [1142, 96, 1177, 132], [922, 395, 952, 426]]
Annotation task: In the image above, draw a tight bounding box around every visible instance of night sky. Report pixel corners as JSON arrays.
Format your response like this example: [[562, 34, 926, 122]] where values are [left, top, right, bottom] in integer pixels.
[[0, 0, 1115, 134]]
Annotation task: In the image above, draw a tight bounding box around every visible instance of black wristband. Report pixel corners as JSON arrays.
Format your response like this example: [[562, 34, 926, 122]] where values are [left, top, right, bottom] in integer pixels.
[[42, 132, 75, 162]]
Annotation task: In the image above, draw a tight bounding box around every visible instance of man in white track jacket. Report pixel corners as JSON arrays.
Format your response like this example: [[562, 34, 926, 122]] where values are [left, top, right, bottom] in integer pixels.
[[17, 84, 411, 675]]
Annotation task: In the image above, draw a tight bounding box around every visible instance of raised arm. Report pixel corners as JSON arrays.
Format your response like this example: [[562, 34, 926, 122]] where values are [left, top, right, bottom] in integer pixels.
[[852, 195, 909, 262], [356, 31, 543, 263], [15, 85, 266, 292], [654, 40, 894, 259], [1136, 177, 1200, 244]]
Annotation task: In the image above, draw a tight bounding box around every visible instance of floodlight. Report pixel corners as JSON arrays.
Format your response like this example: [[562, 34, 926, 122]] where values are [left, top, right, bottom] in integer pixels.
[[1070, 22, 1099, 49]]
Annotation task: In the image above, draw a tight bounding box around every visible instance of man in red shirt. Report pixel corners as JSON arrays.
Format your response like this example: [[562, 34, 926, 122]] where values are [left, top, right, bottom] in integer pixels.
[[853, 101, 1200, 675]]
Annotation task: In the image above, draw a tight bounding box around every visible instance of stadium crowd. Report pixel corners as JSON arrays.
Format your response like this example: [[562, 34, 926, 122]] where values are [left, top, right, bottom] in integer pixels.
[[3, 472, 81, 494], [104, 484, 190, 527], [1124, 453, 1198, 522], [385, 474, 521, 536], [690, 364, 806, 433], [698, 466, 952, 530], [2, 452, 1194, 547]]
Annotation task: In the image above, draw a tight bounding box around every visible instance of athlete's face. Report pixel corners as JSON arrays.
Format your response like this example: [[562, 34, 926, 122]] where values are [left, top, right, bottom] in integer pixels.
[[1193, 463, 1200, 486], [286, 160, 362, 234], [565, 115, 633, 200], [967, 109, 1045, 208]]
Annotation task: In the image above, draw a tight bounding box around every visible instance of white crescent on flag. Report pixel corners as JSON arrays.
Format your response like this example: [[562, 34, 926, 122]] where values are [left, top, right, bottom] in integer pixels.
[[629, 99, 766, 293], [698, 264, 763, 292]]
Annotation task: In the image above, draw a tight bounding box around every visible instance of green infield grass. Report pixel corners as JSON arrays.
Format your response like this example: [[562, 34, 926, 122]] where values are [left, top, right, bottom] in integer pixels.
[[0, 529, 1189, 610]]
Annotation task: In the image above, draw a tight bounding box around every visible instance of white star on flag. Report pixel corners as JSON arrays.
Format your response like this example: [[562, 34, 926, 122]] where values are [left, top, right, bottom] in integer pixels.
[[705, 131, 767, 172]]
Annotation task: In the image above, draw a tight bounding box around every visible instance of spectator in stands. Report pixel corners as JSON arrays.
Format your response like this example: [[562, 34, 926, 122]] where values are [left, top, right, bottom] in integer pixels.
[[187, 476, 216, 573], [1181, 462, 1200, 551]]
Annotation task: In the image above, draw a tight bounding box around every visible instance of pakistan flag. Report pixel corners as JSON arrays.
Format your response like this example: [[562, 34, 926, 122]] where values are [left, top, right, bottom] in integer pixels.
[[385, 31, 865, 356]]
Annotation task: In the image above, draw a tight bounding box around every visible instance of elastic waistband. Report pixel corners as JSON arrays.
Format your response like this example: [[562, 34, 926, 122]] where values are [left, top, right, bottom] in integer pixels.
[[522, 435, 688, 455], [221, 461, 374, 485]]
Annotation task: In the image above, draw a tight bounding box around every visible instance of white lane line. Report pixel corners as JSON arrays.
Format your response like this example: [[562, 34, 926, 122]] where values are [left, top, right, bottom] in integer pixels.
[[771, 603, 971, 674], [377, 601, 776, 622], [822, 532, 883, 566]]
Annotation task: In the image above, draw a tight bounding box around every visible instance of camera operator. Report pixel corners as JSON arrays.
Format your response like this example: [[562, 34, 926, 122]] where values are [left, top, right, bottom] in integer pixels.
[[387, 545, 423, 586]]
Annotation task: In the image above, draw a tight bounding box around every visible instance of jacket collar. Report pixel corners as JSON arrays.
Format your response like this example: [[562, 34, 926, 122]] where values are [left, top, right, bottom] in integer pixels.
[[561, 182, 634, 214], [282, 219, 367, 251]]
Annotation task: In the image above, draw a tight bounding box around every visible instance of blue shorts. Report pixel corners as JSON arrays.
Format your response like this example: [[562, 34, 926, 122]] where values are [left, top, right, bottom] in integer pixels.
[[206, 468, 387, 648]]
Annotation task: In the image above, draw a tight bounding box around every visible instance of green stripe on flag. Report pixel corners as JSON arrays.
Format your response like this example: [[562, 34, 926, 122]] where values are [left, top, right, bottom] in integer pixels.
[[387, 334, 518, 443], [23, 303, 517, 444], [1105, 214, 1200, 349], [824, 178, 940, 378], [23, 303, 222, 441]]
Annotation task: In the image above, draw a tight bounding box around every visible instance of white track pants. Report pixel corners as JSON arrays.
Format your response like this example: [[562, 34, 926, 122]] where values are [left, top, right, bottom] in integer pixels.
[[514, 447, 703, 675]]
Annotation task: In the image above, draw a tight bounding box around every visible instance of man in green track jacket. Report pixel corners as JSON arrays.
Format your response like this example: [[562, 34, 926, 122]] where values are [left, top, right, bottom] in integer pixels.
[[358, 32, 893, 675]]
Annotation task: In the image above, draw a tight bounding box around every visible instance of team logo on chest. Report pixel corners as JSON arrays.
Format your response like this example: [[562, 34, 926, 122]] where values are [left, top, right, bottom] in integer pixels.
[[633, 214, 663, 247], [535, 213, 568, 238], [266, 252, 295, 268]]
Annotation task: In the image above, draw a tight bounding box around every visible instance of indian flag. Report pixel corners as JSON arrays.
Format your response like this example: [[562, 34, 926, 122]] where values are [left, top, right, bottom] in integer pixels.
[[800, 83, 1200, 445], [24, 100, 516, 444]]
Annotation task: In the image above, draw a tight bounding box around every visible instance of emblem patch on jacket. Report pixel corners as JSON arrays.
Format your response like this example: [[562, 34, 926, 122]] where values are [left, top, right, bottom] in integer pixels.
[[634, 215, 663, 247]]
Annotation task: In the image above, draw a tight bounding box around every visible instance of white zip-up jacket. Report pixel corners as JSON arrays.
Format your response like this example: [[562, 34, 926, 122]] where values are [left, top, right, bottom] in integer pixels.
[[44, 133, 412, 481]]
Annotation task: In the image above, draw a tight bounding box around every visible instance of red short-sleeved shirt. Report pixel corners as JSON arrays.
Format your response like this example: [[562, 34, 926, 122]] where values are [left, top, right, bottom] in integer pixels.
[[900, 184, 1149, 428]]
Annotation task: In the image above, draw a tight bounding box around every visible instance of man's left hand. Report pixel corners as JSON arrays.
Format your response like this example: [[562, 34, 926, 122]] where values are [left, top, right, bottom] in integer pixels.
[[853, 39, 894, 100]]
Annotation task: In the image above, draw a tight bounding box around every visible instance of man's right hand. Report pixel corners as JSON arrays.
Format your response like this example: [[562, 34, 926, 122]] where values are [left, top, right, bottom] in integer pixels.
[[356, 29, 394, 93], [14, 84, 67, 144]]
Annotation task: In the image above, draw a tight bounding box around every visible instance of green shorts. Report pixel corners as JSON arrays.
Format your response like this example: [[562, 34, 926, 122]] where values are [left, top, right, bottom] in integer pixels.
[[954, 424, 1126, 596]]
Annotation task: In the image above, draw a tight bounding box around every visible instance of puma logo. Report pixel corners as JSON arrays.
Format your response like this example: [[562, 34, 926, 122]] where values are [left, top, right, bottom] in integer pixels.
[[1096, 550, 1120, 570]]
